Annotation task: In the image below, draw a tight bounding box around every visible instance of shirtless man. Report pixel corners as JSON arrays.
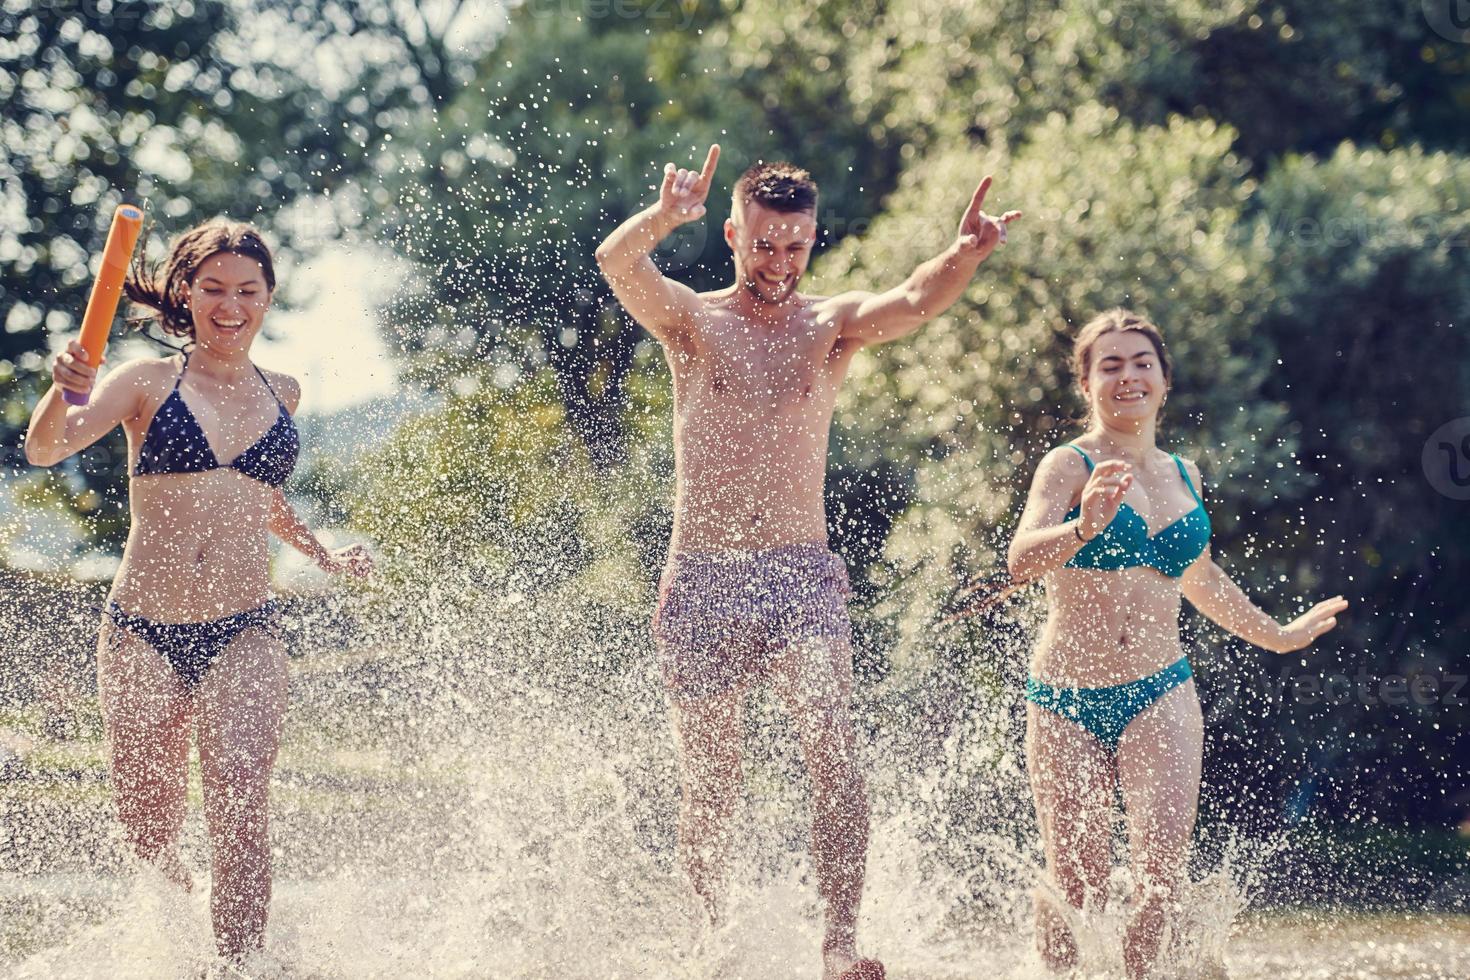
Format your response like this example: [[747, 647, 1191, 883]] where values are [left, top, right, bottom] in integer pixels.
[[595, 145, 1019, 980]]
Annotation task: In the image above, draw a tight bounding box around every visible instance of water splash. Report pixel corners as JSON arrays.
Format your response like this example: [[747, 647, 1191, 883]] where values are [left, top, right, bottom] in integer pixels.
[[2, 573, 1457, 978]]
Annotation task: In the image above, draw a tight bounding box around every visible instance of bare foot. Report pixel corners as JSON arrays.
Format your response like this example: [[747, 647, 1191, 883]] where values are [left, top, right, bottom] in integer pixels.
[[822, 946, 885, 980]]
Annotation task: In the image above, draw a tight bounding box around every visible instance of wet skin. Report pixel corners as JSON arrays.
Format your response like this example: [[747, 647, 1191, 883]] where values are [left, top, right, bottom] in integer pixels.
[[599, 144, 1018, 979], [1008, 330, 1348, 978], [26, 250, 370, 961]]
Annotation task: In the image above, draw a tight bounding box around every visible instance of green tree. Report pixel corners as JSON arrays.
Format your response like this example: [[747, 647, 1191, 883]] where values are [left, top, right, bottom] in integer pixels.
[[2, 0, 246, 546], [1240, 144, 1470, 826], [1189, 1, 1470, 163], [0, 0, 487, 550]]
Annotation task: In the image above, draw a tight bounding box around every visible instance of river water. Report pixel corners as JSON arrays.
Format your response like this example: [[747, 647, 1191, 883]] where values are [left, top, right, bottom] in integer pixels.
[[2, 590, 1466, 978]]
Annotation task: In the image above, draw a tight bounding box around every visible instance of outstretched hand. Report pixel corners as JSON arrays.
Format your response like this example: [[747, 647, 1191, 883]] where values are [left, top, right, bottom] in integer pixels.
[[659, 144, 720, 226], [1274, 595, 1349, 653], [957, 175, 1021, 262], [318, 543, 374, 578]]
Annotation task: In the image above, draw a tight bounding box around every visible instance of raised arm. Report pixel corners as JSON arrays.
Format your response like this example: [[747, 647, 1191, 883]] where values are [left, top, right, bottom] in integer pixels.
[[594, 144, 720, 348], [835, 175, 1021, 347], [24, 340, 151, 467], [1176, 461, 1348, 653], [1007, 447, 1133, 583]]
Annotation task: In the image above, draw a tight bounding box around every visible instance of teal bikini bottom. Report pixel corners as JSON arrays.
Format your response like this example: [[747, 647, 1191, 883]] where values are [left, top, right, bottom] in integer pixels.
[[1026, 657, 1193, 751]]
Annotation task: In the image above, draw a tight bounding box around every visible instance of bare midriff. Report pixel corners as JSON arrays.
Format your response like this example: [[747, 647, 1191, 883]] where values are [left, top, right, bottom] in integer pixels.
[[1029, 566, 1187, 687], [666, 293, 853, 554], [108, 470, 274, 622]]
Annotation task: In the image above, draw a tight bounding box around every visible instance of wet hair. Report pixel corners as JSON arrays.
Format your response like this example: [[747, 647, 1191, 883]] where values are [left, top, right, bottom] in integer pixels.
[[733, 161, 818, 214], [125, 218, 275, 340], [1071, 308, 1172, 414]]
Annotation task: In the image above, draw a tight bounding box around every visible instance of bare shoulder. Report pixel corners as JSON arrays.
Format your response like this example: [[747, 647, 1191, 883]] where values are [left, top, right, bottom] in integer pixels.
[[259, 367, 302, 414], [693, 285, 741, 312], [1016, 445, 1090, 523], [1035, 443, 1090, 486], [96, 355, 180, 425], [1178, 454, 1205, 491], [112, 354, 182, 394], [809, 290, 860, 324]]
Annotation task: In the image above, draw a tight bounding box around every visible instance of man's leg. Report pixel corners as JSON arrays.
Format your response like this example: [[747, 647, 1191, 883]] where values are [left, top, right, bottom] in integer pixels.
[[671, 685, 747, 924], [767, 636, 876, 979]]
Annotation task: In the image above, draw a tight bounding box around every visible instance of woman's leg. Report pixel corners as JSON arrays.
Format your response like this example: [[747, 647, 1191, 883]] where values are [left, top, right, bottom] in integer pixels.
[[194, 626, 288, 961], [1116, 680, 1204, 979], [1026, 702, 1116, 971], [96, 622, 194, 889]]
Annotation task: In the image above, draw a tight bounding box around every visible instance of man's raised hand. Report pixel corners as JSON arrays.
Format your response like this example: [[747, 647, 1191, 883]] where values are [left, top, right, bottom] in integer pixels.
[[958, 175, 1022, 262], [659, 144, 721, 226]]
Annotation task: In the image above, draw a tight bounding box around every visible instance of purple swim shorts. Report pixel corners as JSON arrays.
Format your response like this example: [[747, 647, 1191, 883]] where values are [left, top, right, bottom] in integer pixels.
[[652, 541, 853, 701]]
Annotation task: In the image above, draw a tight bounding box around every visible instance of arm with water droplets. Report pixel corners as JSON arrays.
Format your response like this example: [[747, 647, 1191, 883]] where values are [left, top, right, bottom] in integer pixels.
[[25, 349, 152, 467], [1180, 554, 1347, 654], [1007, 449, 1132, 582], [595, 145, 719, 349], [1177, 460, 1347, 653], [268, 490, 373, 577], [836, 175, 1021, 347]]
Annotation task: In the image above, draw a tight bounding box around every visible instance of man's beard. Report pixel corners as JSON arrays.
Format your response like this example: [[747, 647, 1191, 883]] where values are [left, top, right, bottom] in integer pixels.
[[742, 273, 794, 305]]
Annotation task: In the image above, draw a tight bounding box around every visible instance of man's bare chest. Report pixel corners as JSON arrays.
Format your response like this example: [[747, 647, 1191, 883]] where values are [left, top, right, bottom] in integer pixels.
[[686, 326, 841, 402]]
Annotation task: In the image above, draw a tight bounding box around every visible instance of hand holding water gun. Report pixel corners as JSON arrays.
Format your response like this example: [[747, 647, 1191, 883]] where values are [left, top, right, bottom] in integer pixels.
[[57, 203, 144, 403]]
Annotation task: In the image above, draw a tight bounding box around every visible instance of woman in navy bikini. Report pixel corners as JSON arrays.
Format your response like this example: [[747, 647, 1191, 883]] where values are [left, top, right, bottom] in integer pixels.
[[25, 218, 371, 961], [1007, 309, 1347, 977]]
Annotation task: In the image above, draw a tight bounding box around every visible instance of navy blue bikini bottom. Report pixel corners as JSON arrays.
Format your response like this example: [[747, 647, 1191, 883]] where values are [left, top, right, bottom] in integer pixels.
[[104, 600, 280, 688]]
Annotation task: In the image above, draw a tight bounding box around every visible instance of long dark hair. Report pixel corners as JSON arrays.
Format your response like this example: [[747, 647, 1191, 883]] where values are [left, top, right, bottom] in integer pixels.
[[124, 218, 276, 342]]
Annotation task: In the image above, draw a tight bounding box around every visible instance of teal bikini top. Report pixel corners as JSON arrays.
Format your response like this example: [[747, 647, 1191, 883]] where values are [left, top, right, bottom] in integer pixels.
[[1063, 444, 1211, 578]]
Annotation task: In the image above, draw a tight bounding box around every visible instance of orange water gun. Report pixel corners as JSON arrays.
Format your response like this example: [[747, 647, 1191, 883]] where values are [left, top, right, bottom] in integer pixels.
[[64, 203, 144, 406]]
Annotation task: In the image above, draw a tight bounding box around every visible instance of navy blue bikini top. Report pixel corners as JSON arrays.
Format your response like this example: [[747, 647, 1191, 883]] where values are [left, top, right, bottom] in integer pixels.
[[1063, 443, 1211, 578], [133, 354, 299, 489]]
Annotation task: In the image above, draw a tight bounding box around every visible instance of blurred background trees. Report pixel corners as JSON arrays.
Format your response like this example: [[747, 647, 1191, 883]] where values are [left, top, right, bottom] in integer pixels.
[[3, 0, 1467, 837]]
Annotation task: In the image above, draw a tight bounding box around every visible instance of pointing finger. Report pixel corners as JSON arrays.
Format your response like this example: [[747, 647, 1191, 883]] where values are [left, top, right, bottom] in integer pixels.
[[699, 143, 721, 186], [966, 175, 992, 217]]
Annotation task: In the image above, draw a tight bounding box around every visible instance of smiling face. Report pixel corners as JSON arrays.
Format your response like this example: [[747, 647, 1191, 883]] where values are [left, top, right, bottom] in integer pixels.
[[1081, 330, 1169, 428], [188, 251, 272, 354], [725, 200, 817, 306]]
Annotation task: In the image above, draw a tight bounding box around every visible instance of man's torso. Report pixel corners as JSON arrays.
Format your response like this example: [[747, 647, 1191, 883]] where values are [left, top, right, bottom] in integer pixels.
[[665, 290, 860, 552]]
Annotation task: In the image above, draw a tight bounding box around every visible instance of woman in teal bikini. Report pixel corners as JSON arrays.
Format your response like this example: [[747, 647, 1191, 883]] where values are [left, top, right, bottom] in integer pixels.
[[1006, 309, 1347, 977]]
